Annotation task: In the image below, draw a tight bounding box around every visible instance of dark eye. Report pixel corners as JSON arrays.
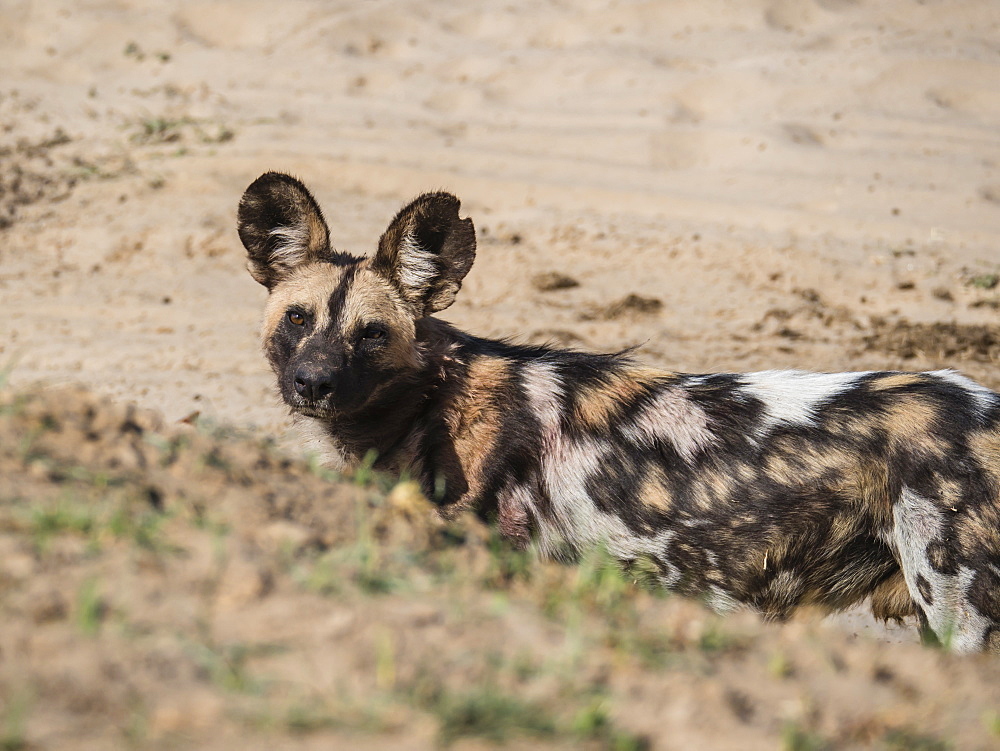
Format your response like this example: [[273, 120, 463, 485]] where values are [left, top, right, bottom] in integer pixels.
[[361, 324, 387, 341], [287, 311, 305, 326]]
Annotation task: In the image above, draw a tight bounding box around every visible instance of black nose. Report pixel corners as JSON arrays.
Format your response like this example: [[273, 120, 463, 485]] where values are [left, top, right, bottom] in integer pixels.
[[293, 364, 335, 400]]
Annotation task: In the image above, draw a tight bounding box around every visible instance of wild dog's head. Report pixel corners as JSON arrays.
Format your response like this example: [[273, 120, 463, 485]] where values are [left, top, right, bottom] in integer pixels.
[[238, 172, 476, 418]]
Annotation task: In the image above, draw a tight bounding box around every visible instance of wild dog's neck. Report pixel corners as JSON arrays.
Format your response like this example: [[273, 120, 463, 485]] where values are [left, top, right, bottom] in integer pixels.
[[313, 317, 468, 474]]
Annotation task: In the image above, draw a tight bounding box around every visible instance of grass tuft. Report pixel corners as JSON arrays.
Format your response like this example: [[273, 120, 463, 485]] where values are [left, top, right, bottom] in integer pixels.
[[781, 722, 830, 751], [969, 273, 999, 290], [0, 688, 31, 751], [76, 577, 104, 636], [572, 699, 650, 751], [429, 686, 557, 746], [185, 642, 283, 695], [883, 728, 950, 751]]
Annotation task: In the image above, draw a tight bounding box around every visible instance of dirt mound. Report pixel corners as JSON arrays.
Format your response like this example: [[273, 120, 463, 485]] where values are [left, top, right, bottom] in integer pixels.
[[1, 384, 999, 750], [0, 127, 76, 231], [863, 320, 1000, 364]]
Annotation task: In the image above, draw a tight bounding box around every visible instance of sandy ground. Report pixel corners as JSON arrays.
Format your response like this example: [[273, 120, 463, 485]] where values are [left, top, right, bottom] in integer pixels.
[[1, 0, 999, 745]]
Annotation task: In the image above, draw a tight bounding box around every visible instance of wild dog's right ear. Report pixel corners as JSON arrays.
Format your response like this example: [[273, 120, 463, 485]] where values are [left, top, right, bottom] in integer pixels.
[[238, 172, 332, 289], [370, 192, 476, 317]]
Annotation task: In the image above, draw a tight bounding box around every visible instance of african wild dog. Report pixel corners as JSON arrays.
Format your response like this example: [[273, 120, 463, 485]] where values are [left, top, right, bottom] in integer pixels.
[[238, 172, 1000, 652]]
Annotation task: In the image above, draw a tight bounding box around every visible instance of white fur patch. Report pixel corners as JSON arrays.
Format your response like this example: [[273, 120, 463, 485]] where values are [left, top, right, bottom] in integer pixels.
[[622, 387, 715, 462], [528, 432, 678, 572], [521, 362, 564, 450], [741, 370, 868, 434], [704, 585, 741, 614], [268, 223, 312, 268], [293, 414, 348, 471], [536, 435, 607, 556], [397, 234, 438, 293], [952, 566, 993, 653], [649, 530, 681, 587]]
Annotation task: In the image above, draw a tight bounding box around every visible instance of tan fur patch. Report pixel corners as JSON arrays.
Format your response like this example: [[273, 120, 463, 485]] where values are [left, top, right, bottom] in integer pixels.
[[868, 373, 925, 391], [627, 366, 676, 383], [839, 456, 893, 528], [869, 572, 916, 622], [826, 412, 881, 440], [637, 465, 672, 513], [572, 367, 675, 431], [448, 357, 513, 504], [453, 356, 512, 433], [765, 438, 857, 488], [261, 263, 344, 341], [701, 465, 737, 505], [827, 511, 862, 544], [766, 443, 895, 530], [573, 372, 649, 430], [969, 428, 1000, 489], [957, 503, 1000, 556], [341, 267, 419, 369], [882, 396, 946, 458], [306, 212, 328, 253]]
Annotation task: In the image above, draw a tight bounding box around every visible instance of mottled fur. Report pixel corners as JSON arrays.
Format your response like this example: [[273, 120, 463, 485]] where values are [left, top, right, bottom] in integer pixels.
[[239, 173, 1000, 652]]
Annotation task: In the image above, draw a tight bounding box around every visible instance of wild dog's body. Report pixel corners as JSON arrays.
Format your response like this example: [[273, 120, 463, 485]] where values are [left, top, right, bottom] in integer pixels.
[[239, 173, 1000, 652]]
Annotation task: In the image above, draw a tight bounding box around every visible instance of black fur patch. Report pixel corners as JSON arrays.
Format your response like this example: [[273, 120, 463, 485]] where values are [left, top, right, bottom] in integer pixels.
[[915, 573, 934, 605]]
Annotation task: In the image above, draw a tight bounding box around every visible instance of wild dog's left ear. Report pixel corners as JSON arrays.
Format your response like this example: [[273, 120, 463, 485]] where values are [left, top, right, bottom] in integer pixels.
[[238, 172, 332, 289], [370, 192, 476, 317]]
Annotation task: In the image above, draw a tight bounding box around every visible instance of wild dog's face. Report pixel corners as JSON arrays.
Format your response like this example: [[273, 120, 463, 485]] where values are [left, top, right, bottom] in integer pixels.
[[238, 173, 476, 417]]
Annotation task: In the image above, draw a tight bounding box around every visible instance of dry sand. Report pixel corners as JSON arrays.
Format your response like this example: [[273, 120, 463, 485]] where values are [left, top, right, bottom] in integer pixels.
[[1, 0, 999, 728]]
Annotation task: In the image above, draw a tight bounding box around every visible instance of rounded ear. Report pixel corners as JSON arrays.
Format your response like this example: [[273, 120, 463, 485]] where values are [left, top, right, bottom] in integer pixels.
[[370, 192, 476, 317], [237, 172, 332, 289]]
